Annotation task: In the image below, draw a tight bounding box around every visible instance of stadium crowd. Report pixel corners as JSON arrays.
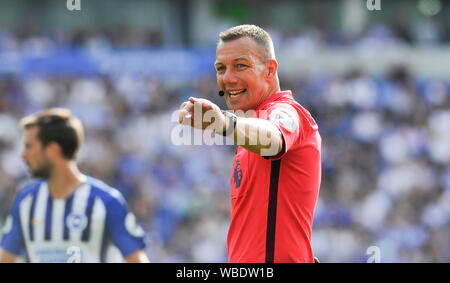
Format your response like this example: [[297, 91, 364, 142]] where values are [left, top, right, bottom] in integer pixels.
[[0, 23, 449, 262]]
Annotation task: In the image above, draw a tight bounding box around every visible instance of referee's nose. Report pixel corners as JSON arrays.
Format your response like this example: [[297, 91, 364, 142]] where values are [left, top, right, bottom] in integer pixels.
[[222, 68, 239, 86]]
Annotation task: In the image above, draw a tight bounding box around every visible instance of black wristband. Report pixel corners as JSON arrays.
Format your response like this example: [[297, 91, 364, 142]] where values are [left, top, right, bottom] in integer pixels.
[[221, 111, 237, 136]]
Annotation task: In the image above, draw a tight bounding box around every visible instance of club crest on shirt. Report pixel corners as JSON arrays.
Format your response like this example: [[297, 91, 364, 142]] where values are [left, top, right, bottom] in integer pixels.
[[234, 159, 243, 189], [269, 108, 298, 133], [66, 213, 88, 231], [125, 213, 145, 238]]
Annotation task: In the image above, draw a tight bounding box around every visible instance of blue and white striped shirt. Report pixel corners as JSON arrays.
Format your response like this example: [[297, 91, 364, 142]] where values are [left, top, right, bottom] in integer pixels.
[[1, 176, 146, 263]]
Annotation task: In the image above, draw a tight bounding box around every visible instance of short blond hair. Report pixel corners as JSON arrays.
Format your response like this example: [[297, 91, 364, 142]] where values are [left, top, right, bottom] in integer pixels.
[[218, 24, 276, 61], [20, 108, 84, 160]]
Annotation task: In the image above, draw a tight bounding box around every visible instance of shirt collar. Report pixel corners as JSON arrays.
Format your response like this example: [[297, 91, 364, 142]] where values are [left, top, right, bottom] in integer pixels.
[[256, 90, 293, 111]]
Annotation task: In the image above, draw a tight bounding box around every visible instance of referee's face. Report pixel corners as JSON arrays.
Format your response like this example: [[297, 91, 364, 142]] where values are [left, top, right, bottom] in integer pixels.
[[215, 37, 271, 112], [22, 126, 51, 179]]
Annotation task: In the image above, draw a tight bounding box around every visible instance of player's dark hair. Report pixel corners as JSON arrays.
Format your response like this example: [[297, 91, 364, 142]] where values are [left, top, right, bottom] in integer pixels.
[[20, 108, 84, 160], [218, 24, 275, 61]]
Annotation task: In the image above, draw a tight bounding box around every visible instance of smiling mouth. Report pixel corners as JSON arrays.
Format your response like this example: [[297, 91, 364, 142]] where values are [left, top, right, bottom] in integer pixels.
[[228, 89, 247, 98]]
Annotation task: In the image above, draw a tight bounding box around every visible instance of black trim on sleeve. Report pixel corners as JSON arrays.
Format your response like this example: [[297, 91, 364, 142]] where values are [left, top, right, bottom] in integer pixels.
[[265, 159, 281, 263], [262, 136, 286, 160]]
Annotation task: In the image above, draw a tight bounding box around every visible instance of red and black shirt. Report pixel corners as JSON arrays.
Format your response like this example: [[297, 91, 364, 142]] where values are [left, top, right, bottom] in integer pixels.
[[227, 90, 322, 263]]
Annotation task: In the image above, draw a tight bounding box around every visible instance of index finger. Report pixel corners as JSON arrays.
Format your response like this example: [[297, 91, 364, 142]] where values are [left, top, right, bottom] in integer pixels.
[[189, 97, 214, 110]]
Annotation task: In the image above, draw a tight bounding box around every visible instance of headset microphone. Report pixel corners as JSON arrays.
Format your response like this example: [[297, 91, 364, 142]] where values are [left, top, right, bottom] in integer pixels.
[[218, 90, 224, 96]]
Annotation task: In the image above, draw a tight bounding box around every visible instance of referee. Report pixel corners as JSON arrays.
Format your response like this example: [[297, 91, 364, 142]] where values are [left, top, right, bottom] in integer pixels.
[[178, 25, 322, 263], [0, 108, 149, 263]]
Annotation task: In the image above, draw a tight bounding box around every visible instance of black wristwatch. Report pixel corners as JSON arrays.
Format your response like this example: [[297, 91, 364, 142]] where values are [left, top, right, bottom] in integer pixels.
[[220, 111, 237, 136]]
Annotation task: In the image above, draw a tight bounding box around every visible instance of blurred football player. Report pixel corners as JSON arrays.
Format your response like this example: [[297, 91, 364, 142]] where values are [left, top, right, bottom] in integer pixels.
[[0, 108, 149, 263]]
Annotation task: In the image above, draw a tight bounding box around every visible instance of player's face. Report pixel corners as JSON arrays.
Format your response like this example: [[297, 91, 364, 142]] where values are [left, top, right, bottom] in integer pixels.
[[215, 37, 271, 112], [22, 127, 51, 179]]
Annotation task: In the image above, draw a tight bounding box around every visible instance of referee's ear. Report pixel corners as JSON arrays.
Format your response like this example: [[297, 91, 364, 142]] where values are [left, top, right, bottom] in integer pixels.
[[265, 59, 278, 83]]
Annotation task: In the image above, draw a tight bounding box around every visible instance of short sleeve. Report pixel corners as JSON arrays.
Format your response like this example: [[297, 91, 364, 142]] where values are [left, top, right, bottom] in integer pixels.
[[105, 195, 146, 258], [1, 195, 26, 255], [262, 103, 301, 159]]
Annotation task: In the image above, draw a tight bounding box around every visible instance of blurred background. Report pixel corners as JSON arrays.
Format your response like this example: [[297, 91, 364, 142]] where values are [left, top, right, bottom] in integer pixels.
[[0, 0, 449, 262]]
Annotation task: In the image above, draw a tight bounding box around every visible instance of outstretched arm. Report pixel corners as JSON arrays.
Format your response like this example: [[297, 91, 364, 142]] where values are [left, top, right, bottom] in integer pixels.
[[178, 97, 283, 156]]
